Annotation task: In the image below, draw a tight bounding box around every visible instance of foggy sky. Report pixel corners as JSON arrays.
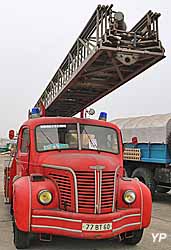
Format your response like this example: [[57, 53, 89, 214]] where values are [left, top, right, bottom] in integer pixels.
[[0, 0, 170, 138]]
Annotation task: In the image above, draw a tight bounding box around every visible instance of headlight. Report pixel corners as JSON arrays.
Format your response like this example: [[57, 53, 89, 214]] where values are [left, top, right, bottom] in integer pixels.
[[38, 190, 53, 205], [123, 190, 136, 204]]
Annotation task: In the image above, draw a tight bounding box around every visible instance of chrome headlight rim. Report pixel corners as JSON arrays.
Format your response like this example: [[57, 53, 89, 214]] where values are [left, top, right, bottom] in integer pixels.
[[38, 189, 53, 205], [123, 190, 136, 204]]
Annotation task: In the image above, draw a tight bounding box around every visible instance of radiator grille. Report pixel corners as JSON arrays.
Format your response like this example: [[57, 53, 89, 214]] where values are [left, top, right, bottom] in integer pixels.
[[101, 172, 115, 213], [76, 171, 95, 214], [76, 171, 115, 214], [49, 170, 115, 214], [49, 172, 74, 212]]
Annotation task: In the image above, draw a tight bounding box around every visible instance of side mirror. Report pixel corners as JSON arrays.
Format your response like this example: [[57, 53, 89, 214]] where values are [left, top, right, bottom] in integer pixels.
[[9, 130, 15, 140]]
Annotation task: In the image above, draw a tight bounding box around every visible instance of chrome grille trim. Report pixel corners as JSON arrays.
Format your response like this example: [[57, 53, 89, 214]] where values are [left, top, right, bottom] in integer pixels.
[[98, 169, 102, 214], [94, 169, 97, 214], [94, 168, 102, 214], [90, 165, 105, 170], [32, 215, 82, 223], [112, 165, 120, 212], [112, 213, 141, 222], [42, 164, 79, 212], [31, 224, 82, 233], [112, 222, 141, 233]]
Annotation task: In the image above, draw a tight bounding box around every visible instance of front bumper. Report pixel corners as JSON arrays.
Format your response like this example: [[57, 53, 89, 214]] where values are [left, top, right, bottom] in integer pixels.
[[31, 208, 142, 239]]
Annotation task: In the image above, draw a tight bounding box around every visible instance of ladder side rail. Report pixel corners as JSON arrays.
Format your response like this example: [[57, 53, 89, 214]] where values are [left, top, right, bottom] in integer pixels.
[[36, 5, 114, 108], [35, 6, 164, 112]]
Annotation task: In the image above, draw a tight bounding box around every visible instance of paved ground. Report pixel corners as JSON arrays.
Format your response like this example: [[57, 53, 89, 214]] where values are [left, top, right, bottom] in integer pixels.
[[0, 155, 171, 250]]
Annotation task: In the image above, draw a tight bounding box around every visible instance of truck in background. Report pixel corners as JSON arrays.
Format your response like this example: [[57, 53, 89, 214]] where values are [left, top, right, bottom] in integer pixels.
[[112, 113, 171, 197]]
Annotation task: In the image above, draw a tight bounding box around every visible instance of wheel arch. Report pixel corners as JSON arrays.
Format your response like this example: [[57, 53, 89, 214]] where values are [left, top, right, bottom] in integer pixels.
[[13, 175, 59, 232], [136, 180, 152, 228], [13, 176, 31, 232]]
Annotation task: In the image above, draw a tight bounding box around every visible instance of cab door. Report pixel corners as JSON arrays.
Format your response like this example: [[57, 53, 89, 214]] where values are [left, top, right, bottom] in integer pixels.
[[16, 127, 30, 176]]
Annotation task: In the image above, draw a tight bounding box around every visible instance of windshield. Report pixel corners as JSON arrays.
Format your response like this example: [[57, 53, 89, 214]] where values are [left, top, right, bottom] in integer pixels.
[[80, 124, 119, 154], [36, 124, 78, 151], [35, 123, 119, 154]]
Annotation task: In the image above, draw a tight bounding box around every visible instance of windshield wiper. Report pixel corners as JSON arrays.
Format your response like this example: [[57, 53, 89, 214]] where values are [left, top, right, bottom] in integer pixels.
[[39, 128, 55, 144], [39, 128, 64, 151]]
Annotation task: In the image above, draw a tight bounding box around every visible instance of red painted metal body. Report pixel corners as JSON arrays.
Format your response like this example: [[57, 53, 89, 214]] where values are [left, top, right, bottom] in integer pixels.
[[5, 117, 152, 240]]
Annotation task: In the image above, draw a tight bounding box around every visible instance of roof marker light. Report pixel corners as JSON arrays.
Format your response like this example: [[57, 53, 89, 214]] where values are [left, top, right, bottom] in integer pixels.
[[31, 107, 40, 118], [99, 112, 107, 121]]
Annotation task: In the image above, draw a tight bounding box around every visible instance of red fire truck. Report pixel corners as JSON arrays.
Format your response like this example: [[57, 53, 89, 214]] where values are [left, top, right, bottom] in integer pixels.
[[5, 112, 152, 249], [4, 5, 165, 249]]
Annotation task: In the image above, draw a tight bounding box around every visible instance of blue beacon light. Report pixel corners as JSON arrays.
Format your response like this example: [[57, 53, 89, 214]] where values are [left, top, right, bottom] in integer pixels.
[[99, 112, 107, 121], [31, 107, 40, 118]]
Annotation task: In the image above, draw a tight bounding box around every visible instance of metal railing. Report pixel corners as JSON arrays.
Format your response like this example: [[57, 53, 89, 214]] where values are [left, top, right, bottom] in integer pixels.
[[35, 5, 164, 111]]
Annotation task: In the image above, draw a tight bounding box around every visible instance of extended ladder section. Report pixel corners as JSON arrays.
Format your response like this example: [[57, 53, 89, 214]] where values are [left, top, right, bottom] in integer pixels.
[[35, 5, 165, 117]]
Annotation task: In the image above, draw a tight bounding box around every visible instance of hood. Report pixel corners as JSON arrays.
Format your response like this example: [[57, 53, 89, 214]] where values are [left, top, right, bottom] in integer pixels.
[[39, 151, 121, 172]]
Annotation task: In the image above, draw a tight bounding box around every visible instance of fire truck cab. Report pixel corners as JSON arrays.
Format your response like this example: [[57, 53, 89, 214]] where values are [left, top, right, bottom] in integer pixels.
[[5, 114, 152, 248]]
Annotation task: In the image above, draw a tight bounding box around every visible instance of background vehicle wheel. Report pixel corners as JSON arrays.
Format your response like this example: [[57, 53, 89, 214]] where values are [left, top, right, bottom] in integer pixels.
[[131, 167, 156, 198], [122, 229, 144, 245], [124, 166, 132, 177], [157, 187, 171, 193], [14, 222, 30, 249]]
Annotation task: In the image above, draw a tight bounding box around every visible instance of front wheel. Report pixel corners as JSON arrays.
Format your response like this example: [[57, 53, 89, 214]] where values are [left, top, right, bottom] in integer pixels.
[[13, 222, 30, 249], [122, 229, 144, 245]]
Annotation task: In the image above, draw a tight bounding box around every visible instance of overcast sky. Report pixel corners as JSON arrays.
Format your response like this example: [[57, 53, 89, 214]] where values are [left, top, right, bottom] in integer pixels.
[[0, 0, 170, 138]]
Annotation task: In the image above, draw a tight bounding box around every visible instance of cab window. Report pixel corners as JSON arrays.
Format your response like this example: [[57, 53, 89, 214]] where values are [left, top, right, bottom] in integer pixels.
[[20, 128, 30, 153]]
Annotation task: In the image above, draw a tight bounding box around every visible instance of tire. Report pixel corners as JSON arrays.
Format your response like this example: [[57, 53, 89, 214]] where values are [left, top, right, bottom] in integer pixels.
[[122, 229, 144, 245], [131, 167, 156, 198], [157, 187, 171, 193], [124, 166, 132, 177], [13, 222, 30, 249]]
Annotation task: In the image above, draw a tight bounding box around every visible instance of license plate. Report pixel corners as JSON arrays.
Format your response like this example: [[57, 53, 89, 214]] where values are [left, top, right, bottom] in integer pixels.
[[82, 223, 112, 231]]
